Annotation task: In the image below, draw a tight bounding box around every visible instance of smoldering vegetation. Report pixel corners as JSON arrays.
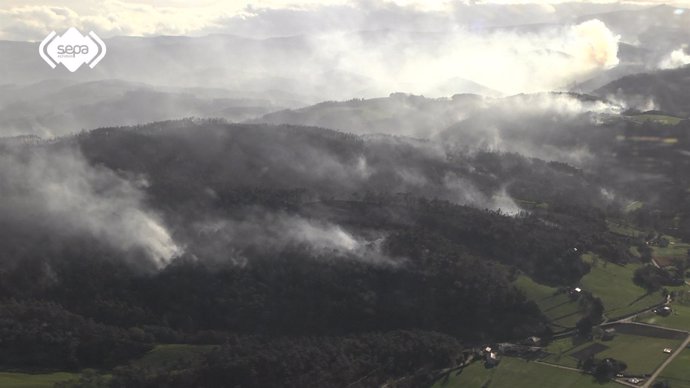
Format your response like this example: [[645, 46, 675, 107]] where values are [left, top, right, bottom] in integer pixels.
[[0, 119, 632, 274], [1, 116, 688, 387], [189, 211, 399, 267], [0, 120, 617, 368], [1, 105, 686, 276], [2, 120, 624, 374], [0, 142, 180, 271], [254, 92, 625, 167], [2, 118, 676, 386]]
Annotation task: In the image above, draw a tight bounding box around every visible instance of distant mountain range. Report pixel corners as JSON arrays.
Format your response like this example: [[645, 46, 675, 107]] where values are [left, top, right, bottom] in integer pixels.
[[0, 79, 289, 137]]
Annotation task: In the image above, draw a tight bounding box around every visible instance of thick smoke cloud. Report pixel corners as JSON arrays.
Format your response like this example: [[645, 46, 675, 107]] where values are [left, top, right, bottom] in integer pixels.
[[297, 19, 620, 96], [258, 92, 623, 165], [488, 92, 621, 116], [658, 46, 690, 69], [439, 93, 623, 166], [1, 4, 621, 102], [0, 145, 181, 268]]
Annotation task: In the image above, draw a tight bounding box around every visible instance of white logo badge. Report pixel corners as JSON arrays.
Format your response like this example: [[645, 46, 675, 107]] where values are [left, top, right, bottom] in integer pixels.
[[39, 27, 106, 72]]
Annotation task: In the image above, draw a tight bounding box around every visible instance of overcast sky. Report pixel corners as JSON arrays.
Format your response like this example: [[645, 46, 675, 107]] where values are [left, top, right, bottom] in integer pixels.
[[1, 0, 689, 41]]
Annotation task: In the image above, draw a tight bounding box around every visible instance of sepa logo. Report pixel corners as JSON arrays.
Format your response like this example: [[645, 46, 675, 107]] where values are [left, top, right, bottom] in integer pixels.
[[39, 27, 106, 72]]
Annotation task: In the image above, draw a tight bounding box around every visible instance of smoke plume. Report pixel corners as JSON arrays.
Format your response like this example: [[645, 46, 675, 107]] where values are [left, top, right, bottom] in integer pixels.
[[0, 144, 181, 268], [658, 46, 690, 69]]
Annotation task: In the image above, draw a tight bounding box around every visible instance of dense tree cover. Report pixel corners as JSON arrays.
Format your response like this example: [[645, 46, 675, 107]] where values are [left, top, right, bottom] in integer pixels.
[[0, 300, 152, 369], [55, 331, 461, 388], [121, 331, 460, 388], [71, 121, 633, 280], [254, 92, 690, 240], [0, 120, 675, 385], [0, 240, 545, 342], [633, 265, 684, 292], [575, 291, 605, 335], [610, 118, 690, 240], [583, 357, 628, 382]]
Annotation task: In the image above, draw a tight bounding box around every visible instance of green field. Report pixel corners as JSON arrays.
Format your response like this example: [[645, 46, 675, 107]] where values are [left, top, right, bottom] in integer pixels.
[[542, 337, 589, 369], [129, 344, 218, 370], [629, 246, 641, 258], [625, 114, 683, 126], [637, 302, 690, 331], [0, 345, 215, 388], [652, 235, 690, 260], [580, 254, 663, 318], [543, 333, 681, 375], [514, 275, 585, 329], [515, 199, 549, 210], [606, 221, 645, 238], [432, 357, 614, 388], [0, 372, 78, 388], [624, 201, 644, 213], [654, 348, 690, 388]]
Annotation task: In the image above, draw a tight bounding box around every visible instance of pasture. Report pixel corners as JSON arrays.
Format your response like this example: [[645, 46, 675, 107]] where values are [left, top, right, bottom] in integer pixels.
[[432, 357, 615, 388], [129, 344, 218, 370], [654, 348, 690, 388], [543, 331, 683, 375], [606, 221, 646, 238], [0, 372, 78, 388], [580, 254, 663, 319], [625, 114, 683, 126], [0, 344, 217, 388], [652, 235, 690, 261], [514, 275, 585, 329], [637, 303, 690, 331]]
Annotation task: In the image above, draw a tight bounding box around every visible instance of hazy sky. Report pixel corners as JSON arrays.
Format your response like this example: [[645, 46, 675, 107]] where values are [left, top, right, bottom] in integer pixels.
[[1, 0, 688, 40]]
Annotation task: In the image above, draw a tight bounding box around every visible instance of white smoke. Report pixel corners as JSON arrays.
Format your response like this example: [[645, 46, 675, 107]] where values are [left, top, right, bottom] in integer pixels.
[[605, 93, 658, 112], [309, 19, 619, 96], [490, 188, 522, 216], [443, 174, 522, 215], [0, 147, 182, 268], [193, 213, 399, 266], [658, 46, 690, 69], [440, 92, 622, 166], [491, 92, 622, 116]]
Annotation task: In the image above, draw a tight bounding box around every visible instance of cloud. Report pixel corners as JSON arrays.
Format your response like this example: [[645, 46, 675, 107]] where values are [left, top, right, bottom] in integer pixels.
[[658, 46, 690, 69], [0, 1, 232, 40], [0, 0, 678, 42], [0, 145, 181, 268]]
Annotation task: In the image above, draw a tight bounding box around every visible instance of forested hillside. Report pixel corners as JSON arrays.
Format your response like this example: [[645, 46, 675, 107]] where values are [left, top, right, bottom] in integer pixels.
[[0, 119, 648, 387]]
